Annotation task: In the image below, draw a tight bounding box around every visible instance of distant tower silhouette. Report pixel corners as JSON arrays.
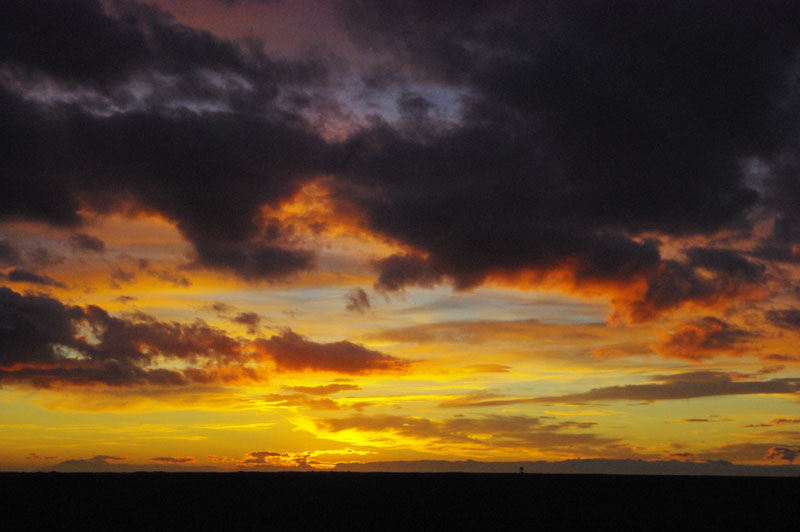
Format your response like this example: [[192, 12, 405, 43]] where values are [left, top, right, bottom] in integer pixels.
[[519, 466, 524, 474]]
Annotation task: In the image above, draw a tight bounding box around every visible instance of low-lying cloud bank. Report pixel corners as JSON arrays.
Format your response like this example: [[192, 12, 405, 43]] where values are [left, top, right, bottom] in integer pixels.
[[332, 459, 800, 476], [34, 457, 800, 476]]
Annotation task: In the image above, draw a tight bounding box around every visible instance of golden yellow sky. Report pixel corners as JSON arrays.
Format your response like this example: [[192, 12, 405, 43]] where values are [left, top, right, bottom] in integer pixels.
[[2, 182, 799, 471], [2, 0, 800, 472]]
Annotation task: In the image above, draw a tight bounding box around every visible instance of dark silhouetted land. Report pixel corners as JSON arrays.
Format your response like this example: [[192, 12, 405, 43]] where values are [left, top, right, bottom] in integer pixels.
[[1, 472, 797, 531]]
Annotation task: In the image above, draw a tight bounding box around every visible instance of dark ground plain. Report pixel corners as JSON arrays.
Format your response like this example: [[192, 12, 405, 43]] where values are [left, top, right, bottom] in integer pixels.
[[1, 473, 797, 532]]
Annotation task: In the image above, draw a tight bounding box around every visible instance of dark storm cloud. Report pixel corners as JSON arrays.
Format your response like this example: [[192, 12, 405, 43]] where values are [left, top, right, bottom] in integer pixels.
[[373, 254, 443, 292], [254, 329, 408, 373], [69, 233, 106, 253], [1, 0, 317, 89], [214, 0, 282, 4], [2, 83, 325, 279], [331, 0, 800, 313], [5, 0, 800, 300], [765, 309, 800, 332], [396, 90, 433, 121], [188, 239, 315, 281], [0, 0, 329, 281], [0, 287, 84, 365], [758, 152, 800, 257]]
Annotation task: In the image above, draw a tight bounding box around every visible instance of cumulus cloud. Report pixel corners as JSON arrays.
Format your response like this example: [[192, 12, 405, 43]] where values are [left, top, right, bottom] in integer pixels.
[[1, 0, 329, 281], [0, 286, 250, 386], [655, 317, 755, 362], [0, 288, 407, 386]]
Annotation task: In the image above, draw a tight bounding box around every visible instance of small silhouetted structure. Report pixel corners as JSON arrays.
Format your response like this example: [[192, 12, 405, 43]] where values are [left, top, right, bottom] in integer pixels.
[[519, 466, 524, 474]]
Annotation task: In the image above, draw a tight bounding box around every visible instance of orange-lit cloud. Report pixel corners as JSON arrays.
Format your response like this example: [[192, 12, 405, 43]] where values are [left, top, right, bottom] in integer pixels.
[[764, 446, 800, 462], [438, 371, 800, 406], [0, 287, 409, 390], [254, 330, 409, 374], [306, 414, 631, 459], [654, 317, 755, 362]]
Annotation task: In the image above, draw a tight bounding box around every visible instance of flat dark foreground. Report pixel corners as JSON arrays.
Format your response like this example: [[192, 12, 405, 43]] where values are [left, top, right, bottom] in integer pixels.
[[1, 473, 797, 532]]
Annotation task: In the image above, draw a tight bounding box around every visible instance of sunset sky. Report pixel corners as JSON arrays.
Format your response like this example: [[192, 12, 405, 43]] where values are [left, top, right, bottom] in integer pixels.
[[2, 0, 800, 471]]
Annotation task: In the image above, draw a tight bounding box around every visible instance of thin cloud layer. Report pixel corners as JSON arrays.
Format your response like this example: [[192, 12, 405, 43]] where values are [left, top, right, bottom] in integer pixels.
[[535, 371, 800, 404], [439, 371, 800, 407], [312, 413, 626, 457], [255, 330, 408, 374]]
